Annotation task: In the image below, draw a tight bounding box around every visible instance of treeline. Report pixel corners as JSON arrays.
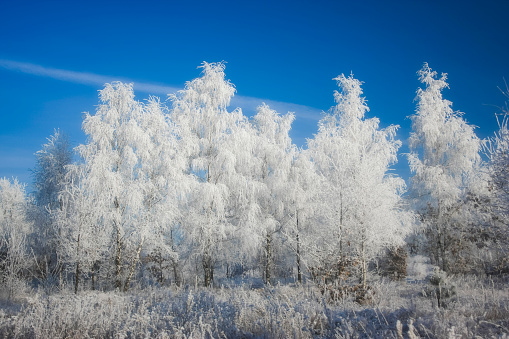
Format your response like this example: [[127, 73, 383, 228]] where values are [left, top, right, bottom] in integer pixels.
[[1, 62, 508, 299]]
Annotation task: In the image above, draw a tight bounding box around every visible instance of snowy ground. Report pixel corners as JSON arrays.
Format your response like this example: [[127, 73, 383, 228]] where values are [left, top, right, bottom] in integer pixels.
[[0, 264, 508, 338]]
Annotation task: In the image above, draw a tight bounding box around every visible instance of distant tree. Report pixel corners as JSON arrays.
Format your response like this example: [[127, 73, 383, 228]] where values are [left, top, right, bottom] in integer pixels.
[[31, 129, 73, 285], [0, 178, 32, 299], [408, 63, 482, 273], [485, 92, 509, 215], [482, 87, 509, 274], [308, 73, 410, 292], [32, 129, 72, 211]]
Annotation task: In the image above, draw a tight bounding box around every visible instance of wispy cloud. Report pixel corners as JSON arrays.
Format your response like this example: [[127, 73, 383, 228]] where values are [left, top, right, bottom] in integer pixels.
[[231, 96, 322, 121], [0, 59, 322, 120], [0, 59, 180, 95]]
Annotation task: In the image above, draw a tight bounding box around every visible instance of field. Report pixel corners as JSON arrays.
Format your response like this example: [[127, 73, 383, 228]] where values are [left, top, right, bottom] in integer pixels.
[[1, 262, 508, 338]]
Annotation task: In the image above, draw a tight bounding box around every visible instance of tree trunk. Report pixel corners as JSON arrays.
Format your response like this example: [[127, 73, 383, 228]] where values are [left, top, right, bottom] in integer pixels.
[[361, 236, 367, 290], [158, 258, 164, 285], [123, 238, 144, 292], [91, 265, 96, 291], [339, 191, 344, 261], [296, 233, 302, 284], [440, 225, 448, 272], [203, 251, 213, 287], [59, 265, 63, 289], [173, 261, 180, 287], [296, 212, 302, 284], [265, 233, 272, 285], [113, 196, 123, 290], [114, 225, 122, 291], [170, 229, 180, 286], [74, 233, 81, 294], [74, 262, 80, 294]]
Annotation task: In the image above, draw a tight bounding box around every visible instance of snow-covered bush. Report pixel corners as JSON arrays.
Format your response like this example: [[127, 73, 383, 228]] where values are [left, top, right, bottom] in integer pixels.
[[378, 246, 408, 281], [407, 255, 433, 281], [422, 267, 456, 308]]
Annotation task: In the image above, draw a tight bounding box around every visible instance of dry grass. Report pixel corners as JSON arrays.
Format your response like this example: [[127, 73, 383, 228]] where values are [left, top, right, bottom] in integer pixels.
[[0, 274, 507, 338]]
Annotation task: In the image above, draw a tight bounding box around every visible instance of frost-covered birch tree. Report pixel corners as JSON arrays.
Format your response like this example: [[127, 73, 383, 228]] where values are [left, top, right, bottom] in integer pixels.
[[72, 82, 183, 291], [31, 129, 73, 284], [55, 166, 106, 293], [485, 89, 509, 215], [308, 74, 410, 290], [408, 63, 481, 273], [170, 62, 248, 287], [0, 178, 32, 299], [482, 90, 509, 274], [285, 149, 319, 283], [33, 129, 73, 211], [136, 96, 187, 286], [250, 104, 295, 284]]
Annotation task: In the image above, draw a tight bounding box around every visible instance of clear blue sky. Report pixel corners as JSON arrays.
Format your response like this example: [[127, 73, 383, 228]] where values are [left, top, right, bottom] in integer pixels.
[[1, 0, 508, 187]]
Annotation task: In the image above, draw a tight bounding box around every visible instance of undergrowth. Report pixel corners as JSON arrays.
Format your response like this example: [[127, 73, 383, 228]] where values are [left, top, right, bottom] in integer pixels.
[[0, 275, 508, 338]]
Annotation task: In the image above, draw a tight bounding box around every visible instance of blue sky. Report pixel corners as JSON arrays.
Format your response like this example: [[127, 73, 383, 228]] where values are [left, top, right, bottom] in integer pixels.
[[1, 0, 508, 187]]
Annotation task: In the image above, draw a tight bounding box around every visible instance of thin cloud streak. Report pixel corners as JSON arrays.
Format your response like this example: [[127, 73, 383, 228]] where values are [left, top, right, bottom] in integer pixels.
[[0, 59, 322, 120], [0, 59, 180, 95], [231, 96, 322, 121]]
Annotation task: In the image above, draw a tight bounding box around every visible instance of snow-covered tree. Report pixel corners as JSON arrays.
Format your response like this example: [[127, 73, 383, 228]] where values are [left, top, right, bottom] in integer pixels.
[[482, 89, 509, 274], [136, 96, 187, 286], [485, 90, 509, 215], [249, 104, 295, 284], [71, 82, 183, 291], [32, 129, 72, 211], [55, 166, 105, 293], [31, 129, 73, 285], [308, 73, 410, 290], [170, 62, 248, 287], [285, 149, 319, 283], [0, 178, 32, 299], [408, 63, 482, 273]]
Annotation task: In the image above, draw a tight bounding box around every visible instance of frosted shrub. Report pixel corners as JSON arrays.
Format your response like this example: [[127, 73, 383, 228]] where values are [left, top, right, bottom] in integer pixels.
[[407, 255, 433, 281], [378, 246, 407, 281], [422, 267, 456, 308]]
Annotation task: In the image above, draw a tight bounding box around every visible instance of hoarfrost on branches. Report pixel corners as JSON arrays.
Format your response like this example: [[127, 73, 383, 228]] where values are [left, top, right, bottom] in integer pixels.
[[0, 178, 32, 299], [408, 63, 482, 273], [308, 73, 411, 290], [67, 82, 184, 291], [170, 62, 249, 287]]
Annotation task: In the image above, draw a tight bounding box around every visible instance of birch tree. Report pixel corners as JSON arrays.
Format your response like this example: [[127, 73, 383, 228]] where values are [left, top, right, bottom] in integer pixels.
[[33, 129, 73, 211], [408, 63, 481, 273], [31, 129, 73, 284], [485, 95, 509, 215], [170, 62, 248, 287], [482, 91, 509, 274], [137, 96, 187, 286], [0, 178, 32, 299], [55, 166, 105, 293], [286, 149, 319, 283], [308, 74, 410, 291], [250, 104, 295, 284], [73, 82, 183, 291]]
